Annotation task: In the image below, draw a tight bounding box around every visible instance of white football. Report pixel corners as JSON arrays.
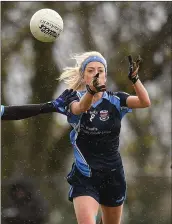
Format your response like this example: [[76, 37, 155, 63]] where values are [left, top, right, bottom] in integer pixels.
[[30, 8, 63, 42]]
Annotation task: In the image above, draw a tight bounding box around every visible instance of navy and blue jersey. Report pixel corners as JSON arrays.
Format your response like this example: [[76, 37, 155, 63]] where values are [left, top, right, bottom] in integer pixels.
[[67, 91, 132, 177]]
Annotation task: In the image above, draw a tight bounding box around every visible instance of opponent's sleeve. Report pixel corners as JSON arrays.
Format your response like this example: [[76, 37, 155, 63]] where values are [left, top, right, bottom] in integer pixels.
[[1, 103, 56, 120]]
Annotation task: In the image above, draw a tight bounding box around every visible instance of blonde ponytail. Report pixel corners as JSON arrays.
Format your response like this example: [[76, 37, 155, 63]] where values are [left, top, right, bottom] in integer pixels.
[[58, 51, 106, 90], [58, 66, 83, 90]]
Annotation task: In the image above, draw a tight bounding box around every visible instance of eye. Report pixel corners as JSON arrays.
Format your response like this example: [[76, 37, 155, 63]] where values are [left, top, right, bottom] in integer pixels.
[[99, 70, 104, 73], [88, 70, 93, 73]]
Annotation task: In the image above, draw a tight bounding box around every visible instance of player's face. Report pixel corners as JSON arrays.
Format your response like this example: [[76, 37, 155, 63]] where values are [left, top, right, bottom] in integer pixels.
[[83, 62, 106, 85]]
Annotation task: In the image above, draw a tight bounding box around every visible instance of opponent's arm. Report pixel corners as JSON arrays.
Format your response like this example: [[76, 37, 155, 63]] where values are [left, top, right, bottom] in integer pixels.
[[1, 103, 55, 120], [1, 89, 79, 120], [126, 55, 151, 108], [70, 73, 106, 115]]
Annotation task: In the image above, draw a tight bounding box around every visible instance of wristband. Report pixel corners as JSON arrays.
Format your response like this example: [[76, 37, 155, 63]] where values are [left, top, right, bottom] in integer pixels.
[[131, 74, 139, 84]]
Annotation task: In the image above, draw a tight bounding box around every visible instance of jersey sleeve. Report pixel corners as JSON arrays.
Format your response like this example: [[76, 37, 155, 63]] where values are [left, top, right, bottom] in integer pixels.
[[116, 91, 132, 118], [108, 91, 132, 119], [67, 91, 85, 128], [115, 91, 130, 107]]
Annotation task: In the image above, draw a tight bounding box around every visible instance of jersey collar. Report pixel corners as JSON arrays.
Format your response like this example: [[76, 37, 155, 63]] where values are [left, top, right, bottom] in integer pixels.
[[102, 91, 109, 100], [92, 91, 109, 108]]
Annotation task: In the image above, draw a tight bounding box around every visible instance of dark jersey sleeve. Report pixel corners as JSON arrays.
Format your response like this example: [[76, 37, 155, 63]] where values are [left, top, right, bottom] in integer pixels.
[[115, 91, 130, 107], [1, 103, 56, 120]]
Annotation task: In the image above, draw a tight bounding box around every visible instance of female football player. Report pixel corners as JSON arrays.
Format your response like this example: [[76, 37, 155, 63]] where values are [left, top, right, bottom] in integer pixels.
[[58, 51, 151, 224]]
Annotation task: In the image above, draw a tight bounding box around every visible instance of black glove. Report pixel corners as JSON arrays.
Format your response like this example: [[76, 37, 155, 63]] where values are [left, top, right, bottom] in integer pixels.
[[86, 73, 106, 95], [52, 89, 79, 115], [128, 55, 142, 84]]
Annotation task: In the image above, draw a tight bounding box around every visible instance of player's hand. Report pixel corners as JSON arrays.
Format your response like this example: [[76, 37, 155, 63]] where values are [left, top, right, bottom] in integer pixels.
[[52, 89, 79, 115], [86, 73, 106, 95], [128, 55, 142, 84]]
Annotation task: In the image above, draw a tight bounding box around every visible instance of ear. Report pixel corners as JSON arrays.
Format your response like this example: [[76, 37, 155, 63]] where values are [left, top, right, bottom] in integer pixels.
[[80, 71, 85, 81], [80, 75, 85, 84], [104, 76, 107, 83]]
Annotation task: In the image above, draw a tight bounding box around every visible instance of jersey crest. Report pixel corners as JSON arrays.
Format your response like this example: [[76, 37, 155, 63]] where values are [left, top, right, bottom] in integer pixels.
[[99, 110, 109, 121]]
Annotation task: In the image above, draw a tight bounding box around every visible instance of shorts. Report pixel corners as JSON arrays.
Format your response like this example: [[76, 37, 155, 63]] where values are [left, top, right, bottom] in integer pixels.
[[67, 163, 126, 207]]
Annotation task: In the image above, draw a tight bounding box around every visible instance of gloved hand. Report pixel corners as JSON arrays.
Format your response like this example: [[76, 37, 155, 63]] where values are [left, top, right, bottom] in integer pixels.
[[86, 73, 106, 95], [52, 89, 79, 116], [128, 55, 142, 84]]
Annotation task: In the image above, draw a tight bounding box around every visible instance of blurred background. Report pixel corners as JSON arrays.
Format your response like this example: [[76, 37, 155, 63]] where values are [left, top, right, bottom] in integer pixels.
[[1, 1, 171, 224]]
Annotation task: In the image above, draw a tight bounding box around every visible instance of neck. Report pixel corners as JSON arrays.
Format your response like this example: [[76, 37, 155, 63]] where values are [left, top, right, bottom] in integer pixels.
[[92, 92, 103, 103], [78, 88, 104, 103]]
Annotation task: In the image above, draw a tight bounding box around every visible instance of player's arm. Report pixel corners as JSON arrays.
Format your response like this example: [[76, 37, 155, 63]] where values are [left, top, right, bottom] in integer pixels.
[[126, 55, 151, 108], [70, 73, 106, 115], [1, 104, 55, 120], [1, 89, 79, 120]]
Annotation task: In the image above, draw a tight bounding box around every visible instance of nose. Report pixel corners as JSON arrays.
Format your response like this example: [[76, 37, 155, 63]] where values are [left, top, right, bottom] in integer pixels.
[[95, 69, 99, 74]]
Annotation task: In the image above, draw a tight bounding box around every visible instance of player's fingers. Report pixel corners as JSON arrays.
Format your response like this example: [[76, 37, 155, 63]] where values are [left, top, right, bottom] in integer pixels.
[[67, 90, 77, 98], [97, 85, 106, 92], [70, 90, 77, 96], [61, 89, 69, 97], [64, 89, 74, 99], [67, 89, 74, 95], [133, 61, 136, 68], [132, 67, 139, 76], [128, 55, 133, 65], [136, 56, 142, 66], [67, 96, 79, 102]]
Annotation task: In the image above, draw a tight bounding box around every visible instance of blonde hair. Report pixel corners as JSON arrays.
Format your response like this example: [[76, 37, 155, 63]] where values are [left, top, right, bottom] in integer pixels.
[[58, 51, 106, 90]]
